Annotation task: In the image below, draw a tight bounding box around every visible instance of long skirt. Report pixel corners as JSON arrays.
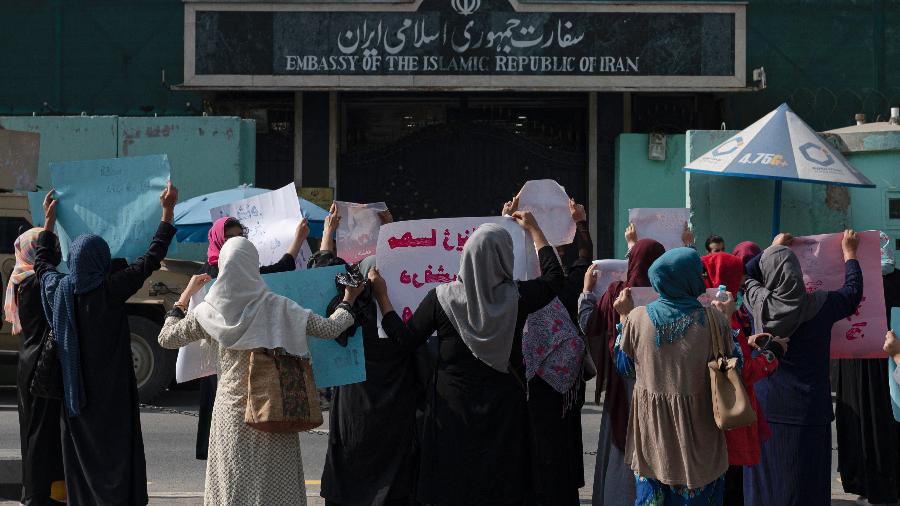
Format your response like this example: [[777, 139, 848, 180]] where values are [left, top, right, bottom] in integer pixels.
[[592, 380, 635, 506], [634, 473, 725, 506], [744, 423, 831, 506]]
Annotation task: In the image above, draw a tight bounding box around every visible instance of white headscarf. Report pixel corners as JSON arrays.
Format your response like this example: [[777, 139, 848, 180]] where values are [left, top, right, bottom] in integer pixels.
[[193, 237, 312, 356], [436, 224, 520, 372]]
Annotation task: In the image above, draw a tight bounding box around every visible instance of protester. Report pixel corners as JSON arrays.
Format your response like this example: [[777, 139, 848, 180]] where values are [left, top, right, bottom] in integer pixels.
[[705, 235, 726, 254], [731, 241, 761, 267], [158, 237, 364, 505], [580, 238, 664, 506], [702, 252, 788, 505], [318, 209, 424, 506], [612, 247, 734, 505], [371, 213, 563, 504], [194, 214, 309, 460], [835, 231, 900, 504], [744, 231, 862, 506], [35, 182, 178, 505], [4, 192, 65, 505]]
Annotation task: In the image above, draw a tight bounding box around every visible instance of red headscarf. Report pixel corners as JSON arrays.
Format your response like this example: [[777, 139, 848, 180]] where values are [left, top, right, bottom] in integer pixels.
[[701, 253, 744, 330], [586, 238, 664, 450], [207, 217, 231, 266], [732, 241, 761, 267]]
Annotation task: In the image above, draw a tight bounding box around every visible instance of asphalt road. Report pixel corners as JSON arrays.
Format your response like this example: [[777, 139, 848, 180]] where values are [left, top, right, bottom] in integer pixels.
[[0, 381, 861, 505]]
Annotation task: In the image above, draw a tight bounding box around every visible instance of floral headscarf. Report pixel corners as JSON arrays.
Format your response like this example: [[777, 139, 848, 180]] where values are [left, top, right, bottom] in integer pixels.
[[3, 228, 43, 334]]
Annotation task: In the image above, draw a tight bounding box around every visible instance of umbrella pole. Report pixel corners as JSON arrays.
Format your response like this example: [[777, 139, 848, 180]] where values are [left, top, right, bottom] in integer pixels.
[[771, 180, 783, 238]]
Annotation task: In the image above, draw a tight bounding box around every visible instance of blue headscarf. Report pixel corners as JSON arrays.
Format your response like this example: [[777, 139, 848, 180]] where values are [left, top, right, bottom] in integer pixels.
[[645, 247, 706, 347], [41, 234, 111, 417]]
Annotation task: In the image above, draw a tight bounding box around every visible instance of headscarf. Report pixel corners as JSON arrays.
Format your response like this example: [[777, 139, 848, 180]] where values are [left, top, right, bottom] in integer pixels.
[[435, 224, 520, 372], [585, 238, 664, 449], [194, 237, 313, 356], [4, 228, 43, 334], [41, 234, 111, 417], [646, 247, 706, 346], [743, 245, 827, 338], [701, 253, 744, 330], [207, 217, 231, 266], [881, 231, 895, 275], [732, 241, 762, 267], [522, 297, 584, 401]]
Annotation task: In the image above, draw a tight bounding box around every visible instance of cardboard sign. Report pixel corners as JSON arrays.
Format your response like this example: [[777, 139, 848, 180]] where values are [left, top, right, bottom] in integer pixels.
[[0, 129, 39, 191], [791, 230, 887, 358], [516, 179, 576, 246], [628, 208, 690, 251], [376, 216, 539, 334], [50, 155, 170, 260], [335, 201, 388, 264]]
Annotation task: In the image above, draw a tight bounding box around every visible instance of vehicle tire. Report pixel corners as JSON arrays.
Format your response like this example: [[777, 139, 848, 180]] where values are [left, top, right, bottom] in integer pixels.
[[129, 314, 175, 404]]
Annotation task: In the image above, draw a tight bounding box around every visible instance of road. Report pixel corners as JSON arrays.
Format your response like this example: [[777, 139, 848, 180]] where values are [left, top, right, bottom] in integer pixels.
[[0, 382, 860, 505]]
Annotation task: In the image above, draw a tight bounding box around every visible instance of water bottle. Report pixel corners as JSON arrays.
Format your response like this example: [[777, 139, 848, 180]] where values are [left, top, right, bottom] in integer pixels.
[[714, 284, 729, 302]]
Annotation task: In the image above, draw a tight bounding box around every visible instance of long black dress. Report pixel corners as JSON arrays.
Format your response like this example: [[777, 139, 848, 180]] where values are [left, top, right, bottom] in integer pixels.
[[34, 222, 175, 506], [382, 246, 563, 505], [525, 221, 592, 505], [16, 268, 65, 505], [194, 253, 296, 460], [835, 269, 900, 503], [321, 297, 422, 506]]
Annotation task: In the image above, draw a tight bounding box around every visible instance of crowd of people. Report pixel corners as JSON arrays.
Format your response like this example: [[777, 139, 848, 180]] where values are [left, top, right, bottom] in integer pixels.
[[5, 184, 900, 506]]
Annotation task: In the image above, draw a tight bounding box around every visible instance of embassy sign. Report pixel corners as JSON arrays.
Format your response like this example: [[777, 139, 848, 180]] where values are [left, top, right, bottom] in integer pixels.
[[183, 0, 746, 91]]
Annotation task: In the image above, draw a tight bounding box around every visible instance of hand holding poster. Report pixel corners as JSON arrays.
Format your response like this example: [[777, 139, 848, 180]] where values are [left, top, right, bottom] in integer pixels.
[[50, 155, 170, 260], [175, 287, 218, 383], [790, 230, 886, 358], [335, 200, 388, 264], [516, 179, 576, 247], [210, 182, 312, 269], [628, 208, 691, 251], [591, 259, 627, 297], [376, 217, 538, 333], [0, 129, 39, 191]]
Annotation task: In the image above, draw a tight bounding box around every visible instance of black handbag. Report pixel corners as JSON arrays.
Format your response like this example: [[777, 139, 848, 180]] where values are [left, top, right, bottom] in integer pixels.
[[30, 329, 63, 399]]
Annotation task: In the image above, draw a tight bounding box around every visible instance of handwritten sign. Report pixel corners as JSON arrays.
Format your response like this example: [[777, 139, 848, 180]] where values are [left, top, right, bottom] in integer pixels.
[[517, 179, 575, 247], [50, 155, 170, 260], [335, 201, 388, 264], [175, 286, 218, 383], [790, 231, 887, 358], [591, 259, 627, 297], [376, 216, 539, 334], [0, 129, 39, 191], [264, 266, 365, 388], [628, 208, 690, 251], [210, 182, 312, 269]]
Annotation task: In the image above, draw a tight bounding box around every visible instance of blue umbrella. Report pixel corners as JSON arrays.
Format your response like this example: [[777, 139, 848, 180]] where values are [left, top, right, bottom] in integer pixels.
[[684, 103, 875, 237], [174, 186, 330, 242]]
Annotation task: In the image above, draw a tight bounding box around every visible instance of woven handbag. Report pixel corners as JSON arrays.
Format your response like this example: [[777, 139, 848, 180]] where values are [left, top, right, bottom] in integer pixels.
[[706, 308, 757, 430], [245, 349, 323, 433]]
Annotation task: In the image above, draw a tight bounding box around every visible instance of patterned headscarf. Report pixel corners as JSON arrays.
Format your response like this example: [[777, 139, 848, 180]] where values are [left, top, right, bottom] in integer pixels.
[[3, 228, 43, 334], [881, 231, 895, 275], [41, 234, 111, 417]]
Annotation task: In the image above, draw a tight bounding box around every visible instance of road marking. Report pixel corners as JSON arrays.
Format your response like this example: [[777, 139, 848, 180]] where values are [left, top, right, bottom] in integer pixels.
[[305, 480, 321, 485]]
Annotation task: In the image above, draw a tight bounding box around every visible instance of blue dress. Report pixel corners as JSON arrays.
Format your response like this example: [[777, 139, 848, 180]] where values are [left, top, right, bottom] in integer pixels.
[[744, 258, 863, 506]]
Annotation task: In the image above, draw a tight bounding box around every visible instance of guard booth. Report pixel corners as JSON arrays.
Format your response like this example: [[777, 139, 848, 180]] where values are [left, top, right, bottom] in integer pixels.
[[180, 0, 750, 257]]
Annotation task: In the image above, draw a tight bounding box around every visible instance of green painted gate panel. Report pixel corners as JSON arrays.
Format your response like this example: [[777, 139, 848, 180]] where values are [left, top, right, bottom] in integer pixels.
[[0, 116, 118, 190]]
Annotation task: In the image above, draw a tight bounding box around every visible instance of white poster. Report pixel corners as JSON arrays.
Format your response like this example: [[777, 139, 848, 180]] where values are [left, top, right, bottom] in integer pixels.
[[376, 216, 538, 334], [335, 201, 388, 264], [628, 208, 691, 251], [591, 259, 628, 297], [175, 287, 218, 383], [516, 179, 576, 246], [210, 182, 310, 268]]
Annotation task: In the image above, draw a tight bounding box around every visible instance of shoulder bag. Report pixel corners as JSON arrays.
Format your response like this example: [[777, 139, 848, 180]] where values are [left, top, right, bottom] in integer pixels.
[[245, 348, 323, 433], [706, 307, 756, 430]]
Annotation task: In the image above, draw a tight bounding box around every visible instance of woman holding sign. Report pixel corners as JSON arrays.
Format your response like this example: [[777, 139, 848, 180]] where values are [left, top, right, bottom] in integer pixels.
[[35, 183, 179, 506], [158, 237, 364, 505], [371, 212, 563, 505], [743, 231, 862, 506]]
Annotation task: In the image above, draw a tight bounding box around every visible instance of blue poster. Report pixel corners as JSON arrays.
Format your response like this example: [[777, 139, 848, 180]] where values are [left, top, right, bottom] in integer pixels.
[[263, 266, 366, 388], [49, 155, 171, 260]]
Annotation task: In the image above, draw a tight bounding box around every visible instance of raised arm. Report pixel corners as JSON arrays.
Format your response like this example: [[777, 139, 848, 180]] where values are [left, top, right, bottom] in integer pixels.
[[307, 281, 363, 339], [108, 182, 178, 301], [319, 202, 339, 254], [512, 211, 564, 314], [827, 230, 864, 323]]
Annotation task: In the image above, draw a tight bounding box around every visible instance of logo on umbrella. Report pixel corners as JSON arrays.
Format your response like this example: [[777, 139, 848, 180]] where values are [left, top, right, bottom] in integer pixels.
[[799, 143, 835, 167], [712, 136, 744, 156]]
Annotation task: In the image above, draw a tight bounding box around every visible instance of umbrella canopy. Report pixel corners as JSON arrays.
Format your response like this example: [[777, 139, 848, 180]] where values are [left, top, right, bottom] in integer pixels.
[[174, 186, 330, 242], [685, 103, 875, 188]]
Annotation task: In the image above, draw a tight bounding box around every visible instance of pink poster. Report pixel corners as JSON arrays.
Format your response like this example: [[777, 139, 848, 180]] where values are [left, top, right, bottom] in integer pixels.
[[335, 201, 388, 264], [790, 230, 886, 358]]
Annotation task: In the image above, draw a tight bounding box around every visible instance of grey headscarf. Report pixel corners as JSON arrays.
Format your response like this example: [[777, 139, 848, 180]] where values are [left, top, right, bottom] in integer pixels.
[[436, 223, 520, 372], [742, 245, 827, 338]]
